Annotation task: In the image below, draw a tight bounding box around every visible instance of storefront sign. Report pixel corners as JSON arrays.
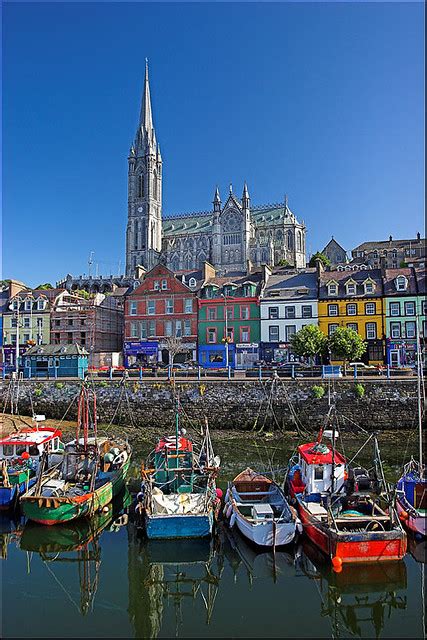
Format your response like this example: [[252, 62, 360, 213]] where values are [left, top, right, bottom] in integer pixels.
[[124, 341, 158, 356], [236, 343, 259, 349]]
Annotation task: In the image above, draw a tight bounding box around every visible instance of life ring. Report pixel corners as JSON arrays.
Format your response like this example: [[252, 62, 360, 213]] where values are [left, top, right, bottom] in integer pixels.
[[113, 451, 127, 466], [229, 512, 236, 528], [164, 437, 182, 449]]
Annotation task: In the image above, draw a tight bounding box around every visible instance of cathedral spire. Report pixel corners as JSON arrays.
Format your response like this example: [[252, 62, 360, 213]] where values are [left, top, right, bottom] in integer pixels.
[[213, 186, 221, 204], [242, 182, 250, 206], [139, 58, 154, 133]]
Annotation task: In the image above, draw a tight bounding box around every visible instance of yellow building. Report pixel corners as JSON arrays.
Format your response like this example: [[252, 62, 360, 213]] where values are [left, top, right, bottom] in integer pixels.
[[318, 269, 385, 364]]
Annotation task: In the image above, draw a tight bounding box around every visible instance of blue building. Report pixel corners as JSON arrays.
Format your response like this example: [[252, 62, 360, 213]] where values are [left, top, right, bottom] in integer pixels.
[[23, 344, 89, 379]]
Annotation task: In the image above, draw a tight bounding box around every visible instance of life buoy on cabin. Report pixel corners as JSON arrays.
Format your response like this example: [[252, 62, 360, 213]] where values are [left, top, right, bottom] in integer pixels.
[[164, 437, 182, 450], [229, 512, 236, 528]]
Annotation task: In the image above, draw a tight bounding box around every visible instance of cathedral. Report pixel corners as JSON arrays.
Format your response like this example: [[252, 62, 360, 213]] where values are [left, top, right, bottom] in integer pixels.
[[126, 63, 307, 277]]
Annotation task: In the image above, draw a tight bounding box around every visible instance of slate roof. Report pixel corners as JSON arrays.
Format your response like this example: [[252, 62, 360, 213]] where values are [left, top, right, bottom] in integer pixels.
[[24, 344, 89, 356], [352, 237, 425, 253], [319, 268, 383, 299], [201, 271, 264, 296], [415, 268, 426, 295], [262, 268, 318, 300], [382, 268, 417, 296]]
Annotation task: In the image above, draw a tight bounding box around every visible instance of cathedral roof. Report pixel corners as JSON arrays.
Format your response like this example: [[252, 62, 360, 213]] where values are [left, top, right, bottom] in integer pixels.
[[162, 203, 302, 237]]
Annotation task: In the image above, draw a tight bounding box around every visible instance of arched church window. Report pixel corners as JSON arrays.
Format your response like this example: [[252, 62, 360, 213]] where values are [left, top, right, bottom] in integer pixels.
[[138, 174, 144, 198], [153, 171, 157, 200], [297, 231, 302, 252], [287, 230, 294, 250]]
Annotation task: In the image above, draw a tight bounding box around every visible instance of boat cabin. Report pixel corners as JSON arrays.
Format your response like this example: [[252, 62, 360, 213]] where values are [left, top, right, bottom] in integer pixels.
[[292, 441, 346, 496], [152, 436, 195, 493], [0, 428, 63, 461]]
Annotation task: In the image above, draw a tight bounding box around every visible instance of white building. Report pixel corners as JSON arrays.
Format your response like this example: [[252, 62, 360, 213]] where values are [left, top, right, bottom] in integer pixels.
[[260, 268, 319, 363]]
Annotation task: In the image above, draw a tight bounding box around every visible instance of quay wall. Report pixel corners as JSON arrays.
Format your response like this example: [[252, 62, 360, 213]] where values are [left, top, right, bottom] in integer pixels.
[[1, 379, 418, 432]]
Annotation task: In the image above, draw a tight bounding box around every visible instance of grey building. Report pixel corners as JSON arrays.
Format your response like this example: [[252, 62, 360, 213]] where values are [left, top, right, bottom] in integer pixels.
[[351, 233, 425, 269], [321, 237, 348, 267]]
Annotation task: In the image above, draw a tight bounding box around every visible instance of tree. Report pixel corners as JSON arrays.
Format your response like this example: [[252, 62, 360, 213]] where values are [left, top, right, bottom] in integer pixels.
[[277, 258, 291, 267], [327, 327, 367, 366], [309, 252, 331, 268], [164, 336, 186, 366], [290, 325, 328, 360], [35, 283, 54, 290]]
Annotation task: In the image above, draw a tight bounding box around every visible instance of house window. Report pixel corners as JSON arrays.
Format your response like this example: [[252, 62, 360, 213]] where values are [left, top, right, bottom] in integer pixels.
[[346, 283, 356, 295], [153, 280, 160, 290], [147, 300, 156, 315], [140, 321, 147, 339], [165, 321, 173, 337], [347, 323, 358, 332], [328, 304, 339, 317], [365, 302, 376, 315], [314, 467, 324, 480], [346, 304, 357, 316], [223, 285, 234, 296], [327, 283, 338, 296], [226, 306, 233, 320], [269, 307, 279, 320], [161, 279, 168, 290], [11, 334, 16, 345], [189, 278, 197, 288], [423, 321, 427, 338], [23, 333, 30, 343], [166, 299, 174, 314], [364, 282, 375, 294], [396, 276, 408, 291], [207, 307, 217, 321], [129, 301, 137, 316], [405, 321, 416, 339], [148, 321, 156, 337], [404, 301, 415, 316], [11, 318, 17, 328], [240, 306, 249, 320], [390, 302, 400, 317], [55, 319, 60, 327], [422, 301, 427, 316], [285, 306, 295, 319], [302, 306, 312, 319], [10, 300, 19, 311], [226, 327, 234, 341], [328, 324, 338, 336], [67, 332, 73, 344], [207, 328, 217, 344], [80, 332, 86, 345], [37, 299, 46, 311], [24, 300, 32, 311], [23, 317, 30, 328], [240, 326, 250, 342], [184, 299, 193, 314], [68, 318, 73, 326], [175, 320, 182, 337], [391, 322, 401, 338], [366, 322, 376, 340], [269, 326, 279, 342], [184, 319, 191, 337], [285, 325, 296, 342], [130, 322, 139, 338]]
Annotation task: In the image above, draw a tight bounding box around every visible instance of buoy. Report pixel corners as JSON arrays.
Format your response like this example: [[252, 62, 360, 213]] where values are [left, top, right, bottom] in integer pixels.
[[216, 488, 223, 500], [399, 510, 409, 521], [21, 452, 30, 460], [332, 556, 343, 572], [102, 506, 109, 513]]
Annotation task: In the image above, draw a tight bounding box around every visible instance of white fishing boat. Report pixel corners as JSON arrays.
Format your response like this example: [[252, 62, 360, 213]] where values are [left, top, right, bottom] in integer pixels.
[[224, 468, 300, 548]]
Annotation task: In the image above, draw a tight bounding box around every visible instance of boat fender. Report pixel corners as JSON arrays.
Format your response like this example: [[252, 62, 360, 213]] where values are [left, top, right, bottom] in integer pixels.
[[229, 512, 236, 528], [296, 518, 303, 534], [332, 556, 343, 573], [226, 504, 233, 520], [398, 509, 409, 521]]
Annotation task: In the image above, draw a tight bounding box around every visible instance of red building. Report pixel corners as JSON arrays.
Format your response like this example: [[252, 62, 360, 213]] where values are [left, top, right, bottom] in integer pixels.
[[124, 264, 198, 365]]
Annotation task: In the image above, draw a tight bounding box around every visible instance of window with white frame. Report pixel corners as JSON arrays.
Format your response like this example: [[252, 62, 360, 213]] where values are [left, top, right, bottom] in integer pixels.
[[129, 301, 137, 315], [148, 320, 156, 337], [405, 321, 416, 339], [366, 322, 376, 339], [226, 306, 233, 320], [189, 278, 197, 288], [390, 302, 400, 316], [11, 318, 18, 328], [346, 303, 357, 316], [347, 323, 358, 332], [24, 299, 32, 311], [395, 276, 408, 291], [175, 320, 182, 337], [302, 306, 312, 318], [269, 326, 279, 342], [365, 302, 376, 315], [153, 280, 160, 290], [327, 283, 338, 296], [147, 300, 156, 315], [285, 306, 296, 319], [328, 304, 339, 317], [240, 327, 250, 342], [131, 322, 139, 338], [328, 323, 338, 336], [165, 320, 173, 337], [184, 298, 193, 314], [404, 301, 415, 316], [422, 300, 427, 316], [391, 322, 401, 338], [207, 307, 217, 320], [240, 306, 249, 320], [161, 279, 168, 290], [23, 333, 30, 343], [346, 282, 356, 295], [207, 328, 217, 343], [166, 299, 174, 314], [184, 319, 191, 336], [364, 281, 375, 294], [37, 299, 46, 311], [285, 325, 296, 342], [140, 321, 147, 339], [269, 307, 279, 320]]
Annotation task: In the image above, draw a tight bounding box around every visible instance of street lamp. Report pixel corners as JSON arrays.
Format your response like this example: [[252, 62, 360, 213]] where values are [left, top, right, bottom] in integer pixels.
[[221, 293, 230, 369]]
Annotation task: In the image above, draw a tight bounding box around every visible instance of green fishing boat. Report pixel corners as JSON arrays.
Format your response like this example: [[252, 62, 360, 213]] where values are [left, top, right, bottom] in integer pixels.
[[21, 387, 132, 526]]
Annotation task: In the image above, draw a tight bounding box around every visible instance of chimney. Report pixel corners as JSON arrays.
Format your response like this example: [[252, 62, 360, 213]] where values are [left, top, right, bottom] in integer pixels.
[[135, 264, 146, 279], [389, 235, 392, 242], [246, 258, 253, 275], [417, 231, 421, 241], [202, 261, 216, 282], [314, 257, 324, 275], [9, 279, 27, 298], [380, 255, 387, 275], [262, 263, 272, 284]]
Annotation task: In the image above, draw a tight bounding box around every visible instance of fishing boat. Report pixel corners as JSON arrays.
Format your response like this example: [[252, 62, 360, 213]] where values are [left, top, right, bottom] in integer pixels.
[[285, 411, 407, 566], [20, 386, 132, 525], [135, 405, 220, 539], [224, 468, 299, 548], [0, 418, 64, 510], [395, 325, 426, 537]]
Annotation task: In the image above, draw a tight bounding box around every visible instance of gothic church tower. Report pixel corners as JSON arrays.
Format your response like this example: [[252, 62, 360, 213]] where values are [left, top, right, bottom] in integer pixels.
[[126, 61, 162, 275]]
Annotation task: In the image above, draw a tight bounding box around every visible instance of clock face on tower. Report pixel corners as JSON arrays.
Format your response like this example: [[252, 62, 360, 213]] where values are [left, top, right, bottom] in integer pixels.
[[137, 207, 143, 213]]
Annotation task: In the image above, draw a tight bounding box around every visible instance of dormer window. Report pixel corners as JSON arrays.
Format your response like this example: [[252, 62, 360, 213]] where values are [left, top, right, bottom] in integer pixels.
[[161, 279, 168, 290], [223, 285, 234, 297], [36, 299, 46, 311], [204, 286, 214, 299], [9, 299, 19, 311], [395, 275, 408, 291], [364, 280, 375, 294], [153, 280, 160, 290], [188, 278, 197, 288], [327, 282, 338, 296], [345, 281, 356, 295], [24, 299, 32, 311]]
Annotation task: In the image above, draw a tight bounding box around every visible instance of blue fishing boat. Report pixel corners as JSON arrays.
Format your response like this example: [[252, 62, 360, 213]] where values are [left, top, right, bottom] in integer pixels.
[[135, 405, 220, 539]]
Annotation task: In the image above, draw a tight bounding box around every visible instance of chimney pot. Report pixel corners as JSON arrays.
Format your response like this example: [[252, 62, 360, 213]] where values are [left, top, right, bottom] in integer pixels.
[[389, 235, 392, 242]]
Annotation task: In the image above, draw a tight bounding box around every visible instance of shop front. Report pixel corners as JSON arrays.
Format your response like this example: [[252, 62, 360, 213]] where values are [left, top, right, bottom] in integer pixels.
[[158, 342, 197, 365], [198, 344, 236, 369], [386, 339, 416, 368], [124, 341, 159, 367], [259, 342, 292, 364], [235, 343, 259, 369]]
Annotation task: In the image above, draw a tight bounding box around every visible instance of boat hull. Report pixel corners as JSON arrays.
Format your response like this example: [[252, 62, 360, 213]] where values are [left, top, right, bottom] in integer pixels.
[[0, 477, 37, 510], [396, 499, 426, 537], [21, 459, 130, 525], [232, 507, 296, 548], [145, 512, 214, 539], [297, 498, 407, 563]]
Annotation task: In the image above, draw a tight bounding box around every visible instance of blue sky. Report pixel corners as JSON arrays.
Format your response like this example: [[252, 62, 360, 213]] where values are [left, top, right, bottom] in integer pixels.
[[2, 1, 424, 287]]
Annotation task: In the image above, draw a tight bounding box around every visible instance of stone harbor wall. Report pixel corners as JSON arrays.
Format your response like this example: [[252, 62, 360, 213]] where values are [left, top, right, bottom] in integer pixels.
[[1, 379, 418, 432]]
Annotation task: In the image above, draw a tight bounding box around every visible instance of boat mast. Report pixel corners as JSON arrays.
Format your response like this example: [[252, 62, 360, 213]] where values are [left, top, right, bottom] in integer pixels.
[[416, 319, 423, 470], [175, 393, 179, 453]]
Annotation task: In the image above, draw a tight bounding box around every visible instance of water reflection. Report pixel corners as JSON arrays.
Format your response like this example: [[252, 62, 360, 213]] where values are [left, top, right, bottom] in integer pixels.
[[296, 540, 407, 639]]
